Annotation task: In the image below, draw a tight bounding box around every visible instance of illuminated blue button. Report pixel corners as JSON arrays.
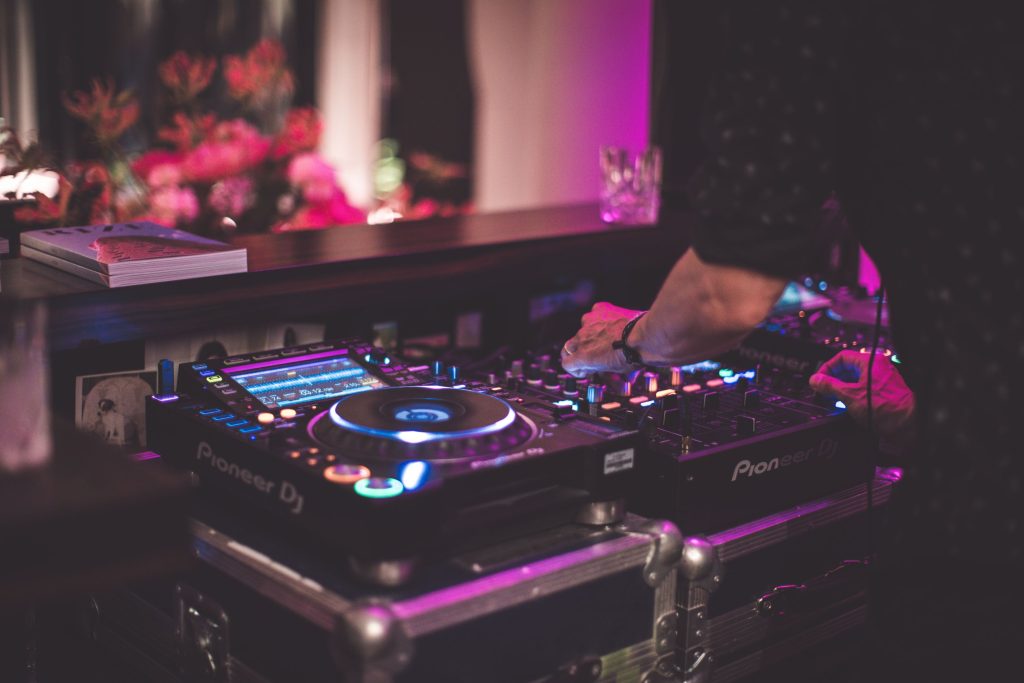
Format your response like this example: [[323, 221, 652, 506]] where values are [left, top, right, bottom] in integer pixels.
[[399, 461, 429, 490], [239, 425, 263, 434], [199, 408, 223, 416], [211, 414, 235, 422], [226, 419, 248, 428], [199, 370, 215, 377], [354, 477, 404, 499], [193, 363, 208, 370]]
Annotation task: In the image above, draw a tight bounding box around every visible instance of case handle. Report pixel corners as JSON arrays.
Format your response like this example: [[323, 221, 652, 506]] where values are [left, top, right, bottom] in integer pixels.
[[756, 559, 869, 618]]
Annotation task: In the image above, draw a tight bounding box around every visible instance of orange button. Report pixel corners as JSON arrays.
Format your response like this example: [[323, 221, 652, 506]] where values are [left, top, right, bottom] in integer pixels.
[[280, 408, 297, 419], [323, 464, 371, 485], [257, 412, 275, 425]]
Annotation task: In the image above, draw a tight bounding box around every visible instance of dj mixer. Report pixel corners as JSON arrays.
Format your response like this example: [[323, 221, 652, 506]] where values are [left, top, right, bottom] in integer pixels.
[[147, 340, 639, 585], [735, 282, 896, 376], [481, 350, 873, 533]]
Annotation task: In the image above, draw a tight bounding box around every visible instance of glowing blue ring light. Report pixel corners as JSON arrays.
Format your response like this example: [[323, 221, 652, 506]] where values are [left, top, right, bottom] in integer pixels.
[[328, 387, 517, 444]]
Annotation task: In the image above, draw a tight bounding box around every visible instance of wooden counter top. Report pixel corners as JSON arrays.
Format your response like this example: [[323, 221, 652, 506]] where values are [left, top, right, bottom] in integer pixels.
[[1, 204, 688, 350]]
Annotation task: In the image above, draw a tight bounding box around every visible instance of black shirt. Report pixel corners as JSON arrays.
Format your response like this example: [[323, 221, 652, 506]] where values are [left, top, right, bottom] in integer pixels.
[[688, 0, 1023, 564]]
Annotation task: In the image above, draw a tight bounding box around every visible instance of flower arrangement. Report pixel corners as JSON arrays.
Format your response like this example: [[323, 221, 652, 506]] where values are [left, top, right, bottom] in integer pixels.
[[1, 39, 364, 236]]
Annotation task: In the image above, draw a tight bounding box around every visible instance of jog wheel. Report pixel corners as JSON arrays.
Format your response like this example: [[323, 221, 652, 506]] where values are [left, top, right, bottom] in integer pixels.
[[309, 386, 536, 463]]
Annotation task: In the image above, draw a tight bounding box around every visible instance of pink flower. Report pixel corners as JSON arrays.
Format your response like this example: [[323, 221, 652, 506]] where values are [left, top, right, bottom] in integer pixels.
[[273, 153, 365, 231], [182, 119, 270, 183], [208, 176, 254, 217], [147, 163, 184, 189], [133, 150, 185, 184], [271, 189, 364, 232], [148, 186, 199, 225], [287, 152, 336, 203]]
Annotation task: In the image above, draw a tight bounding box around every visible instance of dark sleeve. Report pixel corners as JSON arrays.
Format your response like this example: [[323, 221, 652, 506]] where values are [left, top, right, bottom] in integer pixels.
[[686, 1, 843, 279]]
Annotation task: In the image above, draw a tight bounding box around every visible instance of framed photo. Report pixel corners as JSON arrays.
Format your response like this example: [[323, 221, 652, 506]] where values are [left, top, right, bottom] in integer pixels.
[[75, 369, 157, 448]]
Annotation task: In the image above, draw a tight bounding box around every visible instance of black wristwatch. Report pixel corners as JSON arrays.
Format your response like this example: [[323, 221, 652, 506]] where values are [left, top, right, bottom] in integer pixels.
[[612, 312, 647, 366]]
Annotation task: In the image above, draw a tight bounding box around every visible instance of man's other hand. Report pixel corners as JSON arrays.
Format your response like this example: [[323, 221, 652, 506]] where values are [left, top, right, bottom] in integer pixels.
[[809, 349, 916, 445]]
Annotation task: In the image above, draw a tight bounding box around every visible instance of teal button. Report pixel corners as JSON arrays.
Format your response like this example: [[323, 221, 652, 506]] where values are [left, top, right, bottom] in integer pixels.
[[354, 477, 404, 499]]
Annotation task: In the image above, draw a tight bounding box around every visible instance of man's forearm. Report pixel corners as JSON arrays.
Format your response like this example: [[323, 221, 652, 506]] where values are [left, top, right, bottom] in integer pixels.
[[629, 249, 788, 366]]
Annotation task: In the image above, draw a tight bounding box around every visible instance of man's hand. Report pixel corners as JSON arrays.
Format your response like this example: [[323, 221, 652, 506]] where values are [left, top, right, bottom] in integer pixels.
[[809, 349, 916, 445], [560, 302, 644, 378]]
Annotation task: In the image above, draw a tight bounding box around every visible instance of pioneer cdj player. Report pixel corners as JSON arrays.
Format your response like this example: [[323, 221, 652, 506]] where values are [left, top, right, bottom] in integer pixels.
[[147, 340, 638, 585]]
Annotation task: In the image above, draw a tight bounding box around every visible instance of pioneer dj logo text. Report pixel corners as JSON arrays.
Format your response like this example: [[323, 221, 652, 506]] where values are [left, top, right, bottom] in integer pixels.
[[730, 438, 838, 482], [196, 442, 305, 514], [736, 346, 814, 373]]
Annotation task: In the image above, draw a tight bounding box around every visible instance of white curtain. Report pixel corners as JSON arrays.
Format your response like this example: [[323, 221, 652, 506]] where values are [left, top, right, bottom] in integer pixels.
[[0, 0, 38, 140], [317, 0, 383, 208], [466, 0, 652, 212]]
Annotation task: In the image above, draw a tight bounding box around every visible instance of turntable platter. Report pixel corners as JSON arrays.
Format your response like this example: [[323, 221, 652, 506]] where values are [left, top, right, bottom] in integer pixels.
[[309, 386, 536, 463]]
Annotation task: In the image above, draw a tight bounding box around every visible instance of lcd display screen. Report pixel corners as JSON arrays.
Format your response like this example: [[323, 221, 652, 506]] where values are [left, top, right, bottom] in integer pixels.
[[229, 354, 386, 408]]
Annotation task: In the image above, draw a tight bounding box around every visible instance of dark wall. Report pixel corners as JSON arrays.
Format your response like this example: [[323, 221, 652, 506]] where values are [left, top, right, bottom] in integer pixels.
[[650, 0, 723, 217], [382, 0, 474, 206]]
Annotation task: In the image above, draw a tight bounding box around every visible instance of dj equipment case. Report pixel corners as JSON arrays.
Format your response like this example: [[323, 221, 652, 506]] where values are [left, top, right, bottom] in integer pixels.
[[674, 468, 900, 683], [78, 470, 899, 683], [79, 508, 685, 683]]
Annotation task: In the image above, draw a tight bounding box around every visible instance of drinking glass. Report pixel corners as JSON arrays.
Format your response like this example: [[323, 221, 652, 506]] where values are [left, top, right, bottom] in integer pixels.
[[599, 145, 662, 225]]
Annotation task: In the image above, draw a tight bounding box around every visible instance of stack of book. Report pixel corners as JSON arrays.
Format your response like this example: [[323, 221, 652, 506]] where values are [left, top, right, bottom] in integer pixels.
[[20, 222, 248, 287]]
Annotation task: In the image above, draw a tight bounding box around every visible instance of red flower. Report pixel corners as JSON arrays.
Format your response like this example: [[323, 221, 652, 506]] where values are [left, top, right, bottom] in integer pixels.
[[13, 176, 73, 225], [157, 112, 216, 152], [158, 51, 217, 102], [14, 192, 64, 224], [62, 79, 139, 146], [271, 107, 323, 159], [132, 150, 185, 185], [81, 162, 114, 222], [224, 39, 295, 108]]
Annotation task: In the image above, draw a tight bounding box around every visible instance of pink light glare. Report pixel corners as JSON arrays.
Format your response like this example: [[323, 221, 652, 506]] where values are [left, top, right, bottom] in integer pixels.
[[859, 247, 882, 296]]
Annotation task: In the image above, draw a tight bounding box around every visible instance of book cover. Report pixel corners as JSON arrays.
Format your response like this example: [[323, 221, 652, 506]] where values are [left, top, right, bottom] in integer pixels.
[[20, 221, 246, 276]]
